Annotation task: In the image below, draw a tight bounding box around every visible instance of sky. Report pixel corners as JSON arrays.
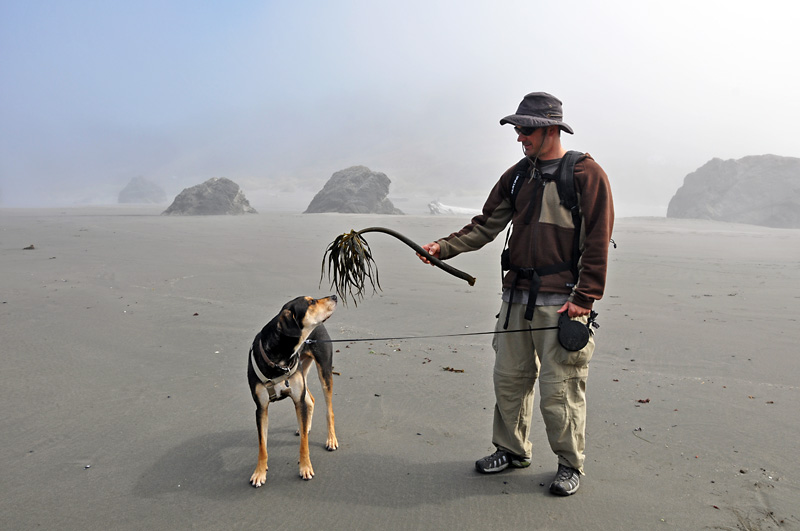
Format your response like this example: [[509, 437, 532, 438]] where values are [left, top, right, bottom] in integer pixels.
[[1, 0, 799, 215]]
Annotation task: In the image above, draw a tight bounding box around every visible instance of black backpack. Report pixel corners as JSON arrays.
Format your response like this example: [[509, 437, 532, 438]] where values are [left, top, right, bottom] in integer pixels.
[[500, 150, 584, 327], [508, 150, 583, 266]]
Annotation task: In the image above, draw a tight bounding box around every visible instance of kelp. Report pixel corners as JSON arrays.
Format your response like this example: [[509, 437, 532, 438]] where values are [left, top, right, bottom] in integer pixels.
[[321, 230, 381, 305], [321, 227, 476, 306]]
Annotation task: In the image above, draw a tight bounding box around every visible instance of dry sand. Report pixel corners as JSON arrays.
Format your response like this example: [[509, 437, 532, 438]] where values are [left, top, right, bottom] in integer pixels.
[[1, 206, 799, 530]]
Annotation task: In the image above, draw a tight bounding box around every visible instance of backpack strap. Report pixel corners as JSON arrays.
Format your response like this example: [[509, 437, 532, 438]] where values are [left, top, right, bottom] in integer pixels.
[[556, 150, 584, 281], [555, 150, 583, 211], [499, 158, 532, 296], [508, 157, 532, 214], [501, 260, 574, 328]]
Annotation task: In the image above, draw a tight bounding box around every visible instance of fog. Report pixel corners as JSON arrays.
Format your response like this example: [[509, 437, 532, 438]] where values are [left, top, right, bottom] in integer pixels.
[[1, 0, 798, 216]]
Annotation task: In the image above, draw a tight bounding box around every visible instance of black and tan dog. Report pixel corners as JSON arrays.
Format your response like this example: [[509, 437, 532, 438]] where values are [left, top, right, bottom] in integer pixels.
[[247, 295, 338, 486]]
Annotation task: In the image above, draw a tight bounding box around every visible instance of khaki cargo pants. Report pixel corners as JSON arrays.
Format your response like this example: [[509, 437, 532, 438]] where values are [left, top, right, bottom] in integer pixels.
[[491, 301, 594, 473]]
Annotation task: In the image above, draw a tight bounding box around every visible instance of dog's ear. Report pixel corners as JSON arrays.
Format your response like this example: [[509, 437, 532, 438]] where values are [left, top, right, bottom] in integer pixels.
[[277, 309, 303, 337]]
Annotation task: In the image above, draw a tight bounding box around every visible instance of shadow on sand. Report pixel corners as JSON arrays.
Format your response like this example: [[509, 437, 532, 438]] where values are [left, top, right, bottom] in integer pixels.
[[133, 428, 554, 506]]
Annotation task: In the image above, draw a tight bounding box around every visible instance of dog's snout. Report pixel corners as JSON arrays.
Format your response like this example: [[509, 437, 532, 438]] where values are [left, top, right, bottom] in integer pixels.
[[330, 294, 337, 302]]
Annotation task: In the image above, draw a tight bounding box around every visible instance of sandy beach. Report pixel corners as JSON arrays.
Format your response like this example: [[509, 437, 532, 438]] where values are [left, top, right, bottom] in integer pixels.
[[1, 206, 798, 530]]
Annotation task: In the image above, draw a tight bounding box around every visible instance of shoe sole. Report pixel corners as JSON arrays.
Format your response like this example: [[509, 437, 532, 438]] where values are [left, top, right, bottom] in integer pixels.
[[549, 475, 580, 496], [549, 484, 579, 496], [475, 459, 531, 474], [476, 465, 506, 473]]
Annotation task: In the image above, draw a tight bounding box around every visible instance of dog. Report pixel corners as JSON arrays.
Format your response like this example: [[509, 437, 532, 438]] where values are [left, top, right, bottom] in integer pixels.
[[247, 295, 338, 486]]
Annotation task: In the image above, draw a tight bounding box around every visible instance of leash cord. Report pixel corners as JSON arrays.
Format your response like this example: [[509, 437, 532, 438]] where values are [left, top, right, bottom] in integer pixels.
[[305, 326, 559, 344]]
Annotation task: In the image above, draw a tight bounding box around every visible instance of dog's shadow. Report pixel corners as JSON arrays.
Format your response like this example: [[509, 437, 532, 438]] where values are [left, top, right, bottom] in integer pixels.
[[133, 429, 549, 506], [133, 428, 294, 501]]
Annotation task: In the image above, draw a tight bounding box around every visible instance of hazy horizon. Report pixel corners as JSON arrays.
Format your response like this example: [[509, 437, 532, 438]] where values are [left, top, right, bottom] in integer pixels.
[[2, 1, 799, 216]]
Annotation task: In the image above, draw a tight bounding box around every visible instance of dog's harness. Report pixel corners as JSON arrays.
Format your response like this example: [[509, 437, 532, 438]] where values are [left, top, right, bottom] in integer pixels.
[[249, 332, 301, 402]]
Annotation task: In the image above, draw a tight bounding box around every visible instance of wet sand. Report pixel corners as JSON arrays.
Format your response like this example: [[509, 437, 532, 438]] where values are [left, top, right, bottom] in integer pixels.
[[1, 206, 798, 530]]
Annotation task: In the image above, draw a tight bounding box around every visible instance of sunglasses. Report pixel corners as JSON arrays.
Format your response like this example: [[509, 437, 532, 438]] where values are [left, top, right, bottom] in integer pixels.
[[514, 125, 539, 136]]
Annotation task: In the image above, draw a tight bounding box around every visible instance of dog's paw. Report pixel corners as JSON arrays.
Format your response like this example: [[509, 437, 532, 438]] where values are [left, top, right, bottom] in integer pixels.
[[325, 436, 339, 451], [250, 468, 268, 488], [299, 464, 315, 480]]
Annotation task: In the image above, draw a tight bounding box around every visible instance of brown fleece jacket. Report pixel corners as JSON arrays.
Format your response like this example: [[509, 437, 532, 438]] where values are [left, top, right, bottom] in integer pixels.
[[437, 153, 614, 309]]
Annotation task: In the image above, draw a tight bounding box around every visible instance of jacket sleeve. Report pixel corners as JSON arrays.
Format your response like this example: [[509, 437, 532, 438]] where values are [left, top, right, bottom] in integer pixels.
[[436, 171, 515, 260], [571, 155, 614, 309]]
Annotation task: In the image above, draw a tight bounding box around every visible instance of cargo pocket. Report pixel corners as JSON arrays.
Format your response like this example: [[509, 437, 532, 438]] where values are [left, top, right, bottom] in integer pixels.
[[556, 338, 594, 367]]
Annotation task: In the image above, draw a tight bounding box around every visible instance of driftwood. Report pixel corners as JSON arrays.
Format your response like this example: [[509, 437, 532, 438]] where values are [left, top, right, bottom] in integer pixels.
[[320, 227, 476, 305]]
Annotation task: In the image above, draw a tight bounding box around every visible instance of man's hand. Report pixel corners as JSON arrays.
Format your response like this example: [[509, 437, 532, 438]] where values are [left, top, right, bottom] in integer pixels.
[[417, 242, 440, 265], [558, 301, 591, 318]]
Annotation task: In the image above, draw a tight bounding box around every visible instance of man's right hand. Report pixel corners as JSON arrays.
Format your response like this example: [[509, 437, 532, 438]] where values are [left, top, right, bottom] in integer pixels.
[[417, 242, 440, 264]]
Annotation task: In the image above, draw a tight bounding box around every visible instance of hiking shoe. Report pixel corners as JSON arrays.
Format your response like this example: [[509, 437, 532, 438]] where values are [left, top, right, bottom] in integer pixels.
[[475, 449, 531, 474], [549, 464, 581, 496]]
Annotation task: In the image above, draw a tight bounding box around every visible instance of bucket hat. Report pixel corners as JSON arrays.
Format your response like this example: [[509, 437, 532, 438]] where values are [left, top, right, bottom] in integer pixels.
[[500, 92, 574, 134]]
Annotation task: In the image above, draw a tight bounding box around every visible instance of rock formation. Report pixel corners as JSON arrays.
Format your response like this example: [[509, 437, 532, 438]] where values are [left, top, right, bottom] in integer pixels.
[[162, 177, 257, 215], [667, 155, 800, 228], [118, 176, 167, 204], [304, 166, 403, 214]]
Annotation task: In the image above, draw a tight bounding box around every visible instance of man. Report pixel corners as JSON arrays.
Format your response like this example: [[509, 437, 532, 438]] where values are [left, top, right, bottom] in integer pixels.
[[418, 92, 614, 496]]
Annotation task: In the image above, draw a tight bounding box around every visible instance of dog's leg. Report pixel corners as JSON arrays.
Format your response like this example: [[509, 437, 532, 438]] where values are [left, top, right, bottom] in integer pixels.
[[294, 386, 315, 479], [298, 355, 315, 436], [250, 401, 269, 487], [315, 360, 339, 451]]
